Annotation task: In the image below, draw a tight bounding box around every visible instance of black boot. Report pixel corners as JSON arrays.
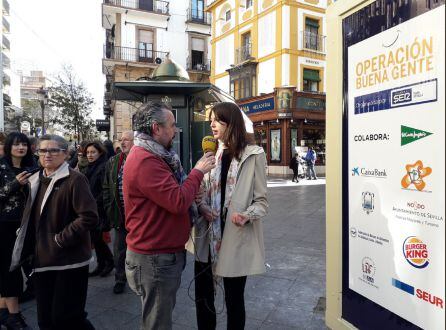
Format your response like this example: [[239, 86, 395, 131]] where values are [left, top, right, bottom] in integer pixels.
[[89, 264, 104, 277], [4, 312, 31, 330], [0, 308, 9, 328], [99, 261, 114, 277]]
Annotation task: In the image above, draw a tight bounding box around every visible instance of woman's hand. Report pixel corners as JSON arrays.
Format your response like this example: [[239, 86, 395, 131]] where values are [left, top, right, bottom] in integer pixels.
[[199, 204, 218, 222], [231, 212, 249, 227], [15, 171, 31, 185]]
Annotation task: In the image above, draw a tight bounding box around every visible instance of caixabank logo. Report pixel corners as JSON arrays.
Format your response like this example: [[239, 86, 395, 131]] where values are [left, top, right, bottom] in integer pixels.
[[401, 160, 432, 192], [392, 278, 443, 310], [403, 236, 429, 269]]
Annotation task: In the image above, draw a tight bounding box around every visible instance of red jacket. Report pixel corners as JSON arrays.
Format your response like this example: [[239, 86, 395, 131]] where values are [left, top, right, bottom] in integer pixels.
[[123, 146, 203, 255]]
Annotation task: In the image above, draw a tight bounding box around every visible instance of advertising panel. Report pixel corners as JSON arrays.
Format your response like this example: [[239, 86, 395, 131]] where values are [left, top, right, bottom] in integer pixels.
[[348, 6, 445, 330]]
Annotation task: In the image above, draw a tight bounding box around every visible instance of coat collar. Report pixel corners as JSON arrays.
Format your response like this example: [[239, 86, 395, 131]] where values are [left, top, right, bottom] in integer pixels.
[[239, 145, 264, 166]]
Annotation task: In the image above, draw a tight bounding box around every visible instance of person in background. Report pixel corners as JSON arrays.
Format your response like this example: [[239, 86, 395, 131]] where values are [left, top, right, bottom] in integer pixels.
[[304, 147, 318, 180], [67, 146, 78, 168], [75, 141, 89, 174], [84, 141, 114, 278], [114, 146, 122, 154], [0, 132, 35, 330], [28, 137, 39, 165], [190, 102, 268, 330], [124, 102, 215, 329], [102, 140, 115, 160], [103, 131, 134, 294], [0, 132, 7, 158], [10, 134, 98, 330], [289, 153, 300, 183]]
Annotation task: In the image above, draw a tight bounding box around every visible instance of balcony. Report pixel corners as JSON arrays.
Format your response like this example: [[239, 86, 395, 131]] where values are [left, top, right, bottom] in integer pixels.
[[2, 0, 9, 15], [3, 72, 11, 86], [186, 9, 211, 25], [301, 31, 326, 54], [2, 52, 10, 69], [2, 35, 10, 50], [235, 43, 253, 65], [2, 17, 10, 33], [103, 0, 169, 15], [104, 45, 169, 65], [187, 57, 211, 72]]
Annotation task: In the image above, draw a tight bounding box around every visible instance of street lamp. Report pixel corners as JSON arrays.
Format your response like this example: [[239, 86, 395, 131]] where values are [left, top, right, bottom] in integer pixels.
[[36, 87, 48, 136]]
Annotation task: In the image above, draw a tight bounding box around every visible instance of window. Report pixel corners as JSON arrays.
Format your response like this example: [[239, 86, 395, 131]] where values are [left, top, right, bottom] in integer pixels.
[[246, 0, 253, 8], [191, 0, 204, 20], [238, 32, 252, 63], [190, 37, 206, 70], [304, 18, 320, 50], [138, 29, 154, 62], [303, 69, 321, 92], [229, 63, 257, 100], [225, 10, 231, 21]]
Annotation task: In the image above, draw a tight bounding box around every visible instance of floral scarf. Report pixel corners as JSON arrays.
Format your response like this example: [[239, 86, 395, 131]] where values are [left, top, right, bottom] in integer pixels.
[[208, 144, 239, 264]]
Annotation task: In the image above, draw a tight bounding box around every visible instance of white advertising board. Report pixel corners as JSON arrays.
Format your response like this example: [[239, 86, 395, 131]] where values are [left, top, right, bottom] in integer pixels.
[[348, 6, 445, 329]]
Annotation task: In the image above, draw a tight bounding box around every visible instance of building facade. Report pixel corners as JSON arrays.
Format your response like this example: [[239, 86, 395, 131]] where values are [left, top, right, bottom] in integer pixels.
[[207, 0, 327, 175], [102, 0, 212, 142]]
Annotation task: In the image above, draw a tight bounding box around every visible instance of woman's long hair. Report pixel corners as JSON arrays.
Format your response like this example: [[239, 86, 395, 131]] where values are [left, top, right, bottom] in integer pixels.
[[3, 132, 35, 168], [210, 102, 251, 160]]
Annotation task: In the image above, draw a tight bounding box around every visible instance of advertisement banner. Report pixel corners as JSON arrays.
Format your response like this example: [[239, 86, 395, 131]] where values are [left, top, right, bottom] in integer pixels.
[[348, 6, 445, 330]]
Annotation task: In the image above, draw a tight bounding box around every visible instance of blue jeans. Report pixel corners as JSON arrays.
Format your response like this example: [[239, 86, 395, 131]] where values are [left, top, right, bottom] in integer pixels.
[[125, 249, 186, 330], [307, 163, 318, 179]]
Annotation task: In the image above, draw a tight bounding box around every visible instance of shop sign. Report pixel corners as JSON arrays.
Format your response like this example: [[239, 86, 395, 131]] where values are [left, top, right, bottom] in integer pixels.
[[96, 119, 110, 131], [296, 97, 326, 111], [239, 98, 275, 114]]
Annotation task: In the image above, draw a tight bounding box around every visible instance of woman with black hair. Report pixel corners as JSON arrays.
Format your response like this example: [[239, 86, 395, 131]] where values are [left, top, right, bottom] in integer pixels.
[[84, 141, 114, 277], [0, 132, 35, 329]]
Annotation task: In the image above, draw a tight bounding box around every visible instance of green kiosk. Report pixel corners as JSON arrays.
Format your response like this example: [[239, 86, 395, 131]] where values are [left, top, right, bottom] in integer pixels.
[[111, 58, 233, 172]]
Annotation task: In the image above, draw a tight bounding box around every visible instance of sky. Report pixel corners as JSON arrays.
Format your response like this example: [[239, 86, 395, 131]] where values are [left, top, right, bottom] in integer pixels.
[[10, 0, 105, 120]]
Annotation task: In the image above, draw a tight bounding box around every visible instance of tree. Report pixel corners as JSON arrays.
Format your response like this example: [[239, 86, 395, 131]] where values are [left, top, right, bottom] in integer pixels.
[[48, 65, 97, 142]]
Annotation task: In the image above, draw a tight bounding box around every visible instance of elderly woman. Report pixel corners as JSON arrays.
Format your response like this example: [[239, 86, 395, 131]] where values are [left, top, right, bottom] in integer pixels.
[[10, 134, 98, 330]]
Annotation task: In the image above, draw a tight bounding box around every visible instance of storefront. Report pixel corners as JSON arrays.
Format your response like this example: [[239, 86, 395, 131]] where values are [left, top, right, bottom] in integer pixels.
[[238, 87, 326, 176]]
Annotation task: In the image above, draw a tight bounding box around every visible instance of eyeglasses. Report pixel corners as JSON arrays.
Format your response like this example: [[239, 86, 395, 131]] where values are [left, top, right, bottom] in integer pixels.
[[37, 148, 66, 156]]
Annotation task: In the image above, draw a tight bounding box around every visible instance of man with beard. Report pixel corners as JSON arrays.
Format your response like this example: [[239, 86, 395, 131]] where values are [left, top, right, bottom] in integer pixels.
[[123, 102, 215, 329]]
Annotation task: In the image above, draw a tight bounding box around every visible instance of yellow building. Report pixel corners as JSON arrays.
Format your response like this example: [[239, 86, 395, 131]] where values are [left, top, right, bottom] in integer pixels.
[[206, 0, 327, 175]]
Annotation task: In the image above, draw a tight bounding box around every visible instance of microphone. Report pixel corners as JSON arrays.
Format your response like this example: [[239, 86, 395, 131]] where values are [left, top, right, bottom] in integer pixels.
[[202, 136, 217, 154]]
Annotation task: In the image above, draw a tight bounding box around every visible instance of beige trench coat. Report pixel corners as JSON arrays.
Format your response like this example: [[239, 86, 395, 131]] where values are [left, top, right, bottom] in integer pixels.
[[186, 145, 268, 277]]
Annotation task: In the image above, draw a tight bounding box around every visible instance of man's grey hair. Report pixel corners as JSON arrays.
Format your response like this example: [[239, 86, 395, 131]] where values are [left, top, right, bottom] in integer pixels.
[[39, 134, 69, 151], [28, 136, 38, 146], [132, 101, 172, 136]]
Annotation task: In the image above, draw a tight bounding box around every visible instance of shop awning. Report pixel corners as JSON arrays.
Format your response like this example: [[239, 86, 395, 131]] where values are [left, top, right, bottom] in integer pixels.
[[303, 69, 321, 82]]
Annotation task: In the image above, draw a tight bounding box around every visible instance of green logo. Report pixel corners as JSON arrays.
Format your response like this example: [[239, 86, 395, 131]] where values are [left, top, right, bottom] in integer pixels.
[[401, 125, 433, 146]]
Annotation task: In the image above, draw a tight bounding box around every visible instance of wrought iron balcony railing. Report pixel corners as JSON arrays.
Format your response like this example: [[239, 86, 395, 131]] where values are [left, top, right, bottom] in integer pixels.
[[2, 35, 10, 50], [187, 57, 211, 72], [301, 31, 326, 53], [104, 45, 169, 65], [186, 9, 211, 25], [104, 0, 169, 15], [235, 43, 253, 64], [2, 17, 10, 33]]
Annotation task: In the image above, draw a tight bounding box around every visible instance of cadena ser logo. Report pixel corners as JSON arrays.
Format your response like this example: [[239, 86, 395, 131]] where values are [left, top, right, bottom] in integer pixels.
[[401, 160, 432, 191], [403, 236, 429, 269]]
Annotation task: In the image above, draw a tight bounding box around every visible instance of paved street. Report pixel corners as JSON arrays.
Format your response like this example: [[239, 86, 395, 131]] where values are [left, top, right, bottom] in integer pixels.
[[20, 178, 327, 330]]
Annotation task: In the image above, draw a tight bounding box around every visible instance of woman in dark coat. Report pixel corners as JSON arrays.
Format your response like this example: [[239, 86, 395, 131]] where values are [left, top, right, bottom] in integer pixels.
[[84, 141, 114, 277], [0, 132, 35, 329]]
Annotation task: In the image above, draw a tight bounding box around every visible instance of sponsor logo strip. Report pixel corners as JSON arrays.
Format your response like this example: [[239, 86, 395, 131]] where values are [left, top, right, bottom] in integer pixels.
[[392, 278, 415, 295], [354, 79, 437, 115]]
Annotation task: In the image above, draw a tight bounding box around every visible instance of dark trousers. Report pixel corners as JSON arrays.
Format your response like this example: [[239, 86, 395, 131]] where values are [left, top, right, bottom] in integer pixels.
[[292, 168, 298, 181], [113, 227, 127, 284], [91, 230, 113, 268], [195, 261, 247, 330], [34, 266, 94, 330]]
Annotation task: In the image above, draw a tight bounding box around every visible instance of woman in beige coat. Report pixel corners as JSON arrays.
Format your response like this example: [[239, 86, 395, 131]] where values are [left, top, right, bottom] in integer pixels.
[[189, 102, 268, 330]]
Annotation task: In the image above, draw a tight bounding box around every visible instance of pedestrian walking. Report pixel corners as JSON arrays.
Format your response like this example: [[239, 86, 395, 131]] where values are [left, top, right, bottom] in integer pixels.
[[103, 131, 134, 294], [189, 102, 268, 330], [289, 153, 300, 183], [0, 132, 35, 330], [10, 134, 98, 330], [123, 102, 215, 330], [84, 142, 114, 278], [304, 147, 318, 180]]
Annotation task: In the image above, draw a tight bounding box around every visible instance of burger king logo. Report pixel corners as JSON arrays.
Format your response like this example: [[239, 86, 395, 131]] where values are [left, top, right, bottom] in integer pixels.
[[403, 236, 429, 269]]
